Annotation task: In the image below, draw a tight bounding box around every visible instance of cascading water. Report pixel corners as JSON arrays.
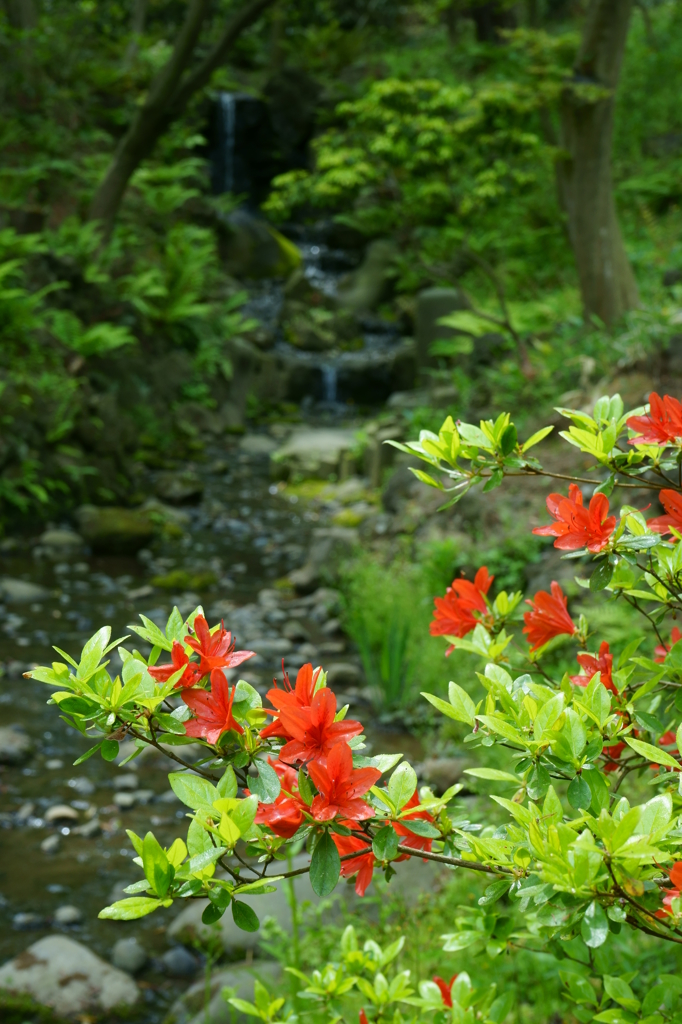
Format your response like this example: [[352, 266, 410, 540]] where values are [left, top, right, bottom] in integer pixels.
[[216, 92, 237, 193], [321, 363, 338, 403]]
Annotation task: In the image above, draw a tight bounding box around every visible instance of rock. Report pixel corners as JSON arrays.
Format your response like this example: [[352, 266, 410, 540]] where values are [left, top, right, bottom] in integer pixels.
[[72, 818, 100, 838], [290, 530, 358, 595], [0, 578, 48, 603], [0, 726, 33, 765], [67, 777, 95, 796], [16, 802, 35, 821], [326, 663, 363, 688], [310, 587, 342, 618], [321, 618, 342, 636], [154, 470, 204, 505], [160, 946, 199, 979], [284, 307, 336, 352], [133, 789, 155, 805], [37, 529, 85, 554], [76, 505, 156, 555], [271, 428, 356, 481], [249, 637, 293, 660], [221, 209, 301, 279], [113, 792, 135, 809], [12, 913, 45, 930], [382, 464, 421, 513], [240, 434, 278, 456], [53, 905, 82, 926], [257, 588, 281, 608], [0, 935, 139, 1016], [336, 239, 396, 313], [282, 620, 309, 642], [419, 757, 465, 794], [40, 835, 61, 854], [415, 286, 469, 370], [113, 773, 139, 791], [45, 759, 64, 770], [168, 960, 282, 1024], [283, 266, 315, 302], [288, 563, 320, 594], [44, 805, 79, 824], [112, 937, 147, 975]]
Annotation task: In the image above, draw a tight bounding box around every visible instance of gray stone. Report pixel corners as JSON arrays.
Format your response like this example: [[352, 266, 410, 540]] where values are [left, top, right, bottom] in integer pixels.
[[326, 663, 363, 688], [240, 434, 279, 456], [113, 792, 136, 809], [53, 905, 83, 926], [112, 937, 147, 975], [271, 428, 356, 480], [76, 505, 156, 555], [0, 935, 139, 1016], [67, 777, 95, 796], [44, 804, 79, 823], [419, 757, 465, 794], [415, 286, 469, 370], [0, 726, 33, 764], [288, 563, 320, 595], [160, 946, 199, 979], [40, 835, 61, 854], [155, 470, 204, 505], [13, 913, 45, 930], [248, 637, 293, 661], [168, 961, 282, 1024], [336, 239, 396, 313], [72, 818, 100, 838], [38, 529, 85, 551], [112, 773, 139, 791], [0, 578, 48, 603], [282, 620, 309, 642], [290, 529, 358, 593]]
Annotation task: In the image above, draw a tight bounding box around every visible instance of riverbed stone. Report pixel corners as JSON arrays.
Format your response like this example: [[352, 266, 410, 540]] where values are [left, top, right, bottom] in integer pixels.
[[326, 662, 363, 688], [221, 209, 301, 279], [167, 960, 282, 1024], [336, 239, 396, 313], [289, 528, 358, 593], [0, 936, 139, 1016], [0, 726, 33, 764], [160, 946, 199, 979], [240, 434, 279, 456], [40, 835, 61, 854], [76, 505, 156, 554], [270, 428, 356, 480], [155, 470, 204, 505], [0, 578, 49, 603], [111, 937, 147, 975], [53, 905, 82, 926], [44, 805, 79, 824]]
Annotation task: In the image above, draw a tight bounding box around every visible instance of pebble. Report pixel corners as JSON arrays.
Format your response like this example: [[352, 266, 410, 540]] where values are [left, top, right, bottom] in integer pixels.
[[68, 777, 95, 796], [112, 937, 147, 975], [160, 946, 199, 978], [45, 805, 79, 823], [73, 818, 100, 838], [13, 912, 45, 929], [54, 905, 83, 926], [133, 789, 155, 805], [16, 801, 35, 821], [41, 835, 61, 854], [113, 773, 139, 791], [321, 617, 342, 635], [46, 759, 64, 770], [113, 792, 136, 809], [0, 725, 34, 764], [282, 620, 310, 642], [326, 662, 363, 688]]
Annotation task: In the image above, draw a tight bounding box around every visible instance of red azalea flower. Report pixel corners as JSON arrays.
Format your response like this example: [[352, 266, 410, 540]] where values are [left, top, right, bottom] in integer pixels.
[[309, 742, 380, 822], [648, 490, 682, 538], [654, 627, 682, 663], [656, 862, 682, 918], [523, 582, 577, 652], [185, 614, 255, 675], [333, 828, 375, 896], [261, 663, 323, 741], [570, 641, 616, 694], [602, 740, 626, 773], [627, 393, 682, 447], [430, 567, 494, 651], [393, 791, 435, 856], [433, 976, 458, 1007], [659, 730, 677, 747], [533, 483, 616, 553], [252, 759, 307, 839], [182, 668, 244, 744], [359, 1010, 370, 1024], [148, 641, 204, 689], [277, 687, 363, 766]]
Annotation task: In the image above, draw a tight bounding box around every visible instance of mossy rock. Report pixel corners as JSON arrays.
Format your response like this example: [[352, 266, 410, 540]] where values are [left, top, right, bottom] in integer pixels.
[[0, 992, 69, 1024]]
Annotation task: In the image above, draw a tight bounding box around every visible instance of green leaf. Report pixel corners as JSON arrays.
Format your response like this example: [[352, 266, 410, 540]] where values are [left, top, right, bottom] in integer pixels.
[[388, 763, 417, 810], [73, 742, 102, 765], [373, 826, 399, 861], [217, 766, 237, 799], [231, 899, 260, 933], [568, 775, 592, 810], [581, 900, 609, 948], [78, 626, 111, 679], [478, 879, 511, 906], [499, 424, 518, 456], [169, 772, 218, 809], [248, 760, 281, 804], [99, 897, 166, 920], [310, 831, 340, 897], [590, 562, 614, 591], [464, 768, 520, 783], [624, 736, 680, 769], [101, 739, 119, 762], [399, 818, 440, 838], [522, 426, 553, 452]]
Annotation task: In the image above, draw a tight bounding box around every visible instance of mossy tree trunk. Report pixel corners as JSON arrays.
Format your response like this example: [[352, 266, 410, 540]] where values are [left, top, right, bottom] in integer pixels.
[[558, 0, 639, 326]]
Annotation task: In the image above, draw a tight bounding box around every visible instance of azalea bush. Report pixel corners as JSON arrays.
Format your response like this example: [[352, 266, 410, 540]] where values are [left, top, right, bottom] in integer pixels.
[[28, 389, 682, 1022]]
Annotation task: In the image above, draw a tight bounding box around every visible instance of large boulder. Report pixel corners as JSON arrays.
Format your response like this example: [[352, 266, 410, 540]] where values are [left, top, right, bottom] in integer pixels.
[[0, 577, 49, 603], [415, 287, 469, 370], [167, 960, 282, 1024], [270, 428, 357, 480], [221, 209, 300, 279], [336, 240, 396, 313], [76, 505, 156, 554], [154, 470, 204, 504], [0, 936, 139, 1017]]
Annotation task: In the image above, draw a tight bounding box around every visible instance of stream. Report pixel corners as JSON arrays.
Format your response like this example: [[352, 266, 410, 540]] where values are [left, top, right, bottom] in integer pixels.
[[0, 428, 423, 1020]]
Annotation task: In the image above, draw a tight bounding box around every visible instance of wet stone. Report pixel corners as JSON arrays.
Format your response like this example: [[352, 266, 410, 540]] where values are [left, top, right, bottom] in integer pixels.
[[112, 937, 147, 975], [113, 773, 139, 791], [160, 945, 199, 978], [113, 792, 136, 809], [53, 905, 83, 926], [13, 912, 45, 929], [0, 726, 33, 764], [40, 835, 61, 854], [326, 662, 363, 688], [67, 776, 95, 796], [0, 577, 49, 603], [45, 804, 79, 823]]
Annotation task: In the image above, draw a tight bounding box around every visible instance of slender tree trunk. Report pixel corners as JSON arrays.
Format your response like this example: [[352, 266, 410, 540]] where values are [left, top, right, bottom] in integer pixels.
[[88, 0, 276, 237], [558, 0, 639, 326], [123, 0, 148, 69], [3, 0, 36, 28]]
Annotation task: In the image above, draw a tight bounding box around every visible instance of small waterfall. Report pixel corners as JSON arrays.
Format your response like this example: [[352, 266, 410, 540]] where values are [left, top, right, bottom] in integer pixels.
[[321, 364, 338, 403], [218, 92, 237, 193]]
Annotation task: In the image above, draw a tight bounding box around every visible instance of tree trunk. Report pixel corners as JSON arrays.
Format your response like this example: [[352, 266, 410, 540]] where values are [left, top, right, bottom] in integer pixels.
[[88, 0, 276, 237], [469, 1, 516, 42], [123, 0, 148, 68], [3, 0, 37, 29], [558, 0, 639, 326]]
